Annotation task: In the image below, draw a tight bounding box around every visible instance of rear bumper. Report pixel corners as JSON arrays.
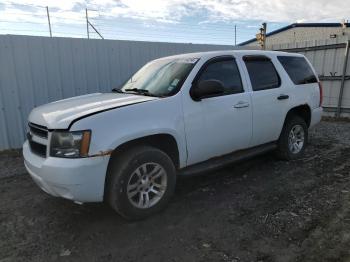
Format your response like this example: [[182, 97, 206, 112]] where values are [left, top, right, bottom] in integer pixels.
[[23, 141, 110, 203], [310, 107, 323, 127]]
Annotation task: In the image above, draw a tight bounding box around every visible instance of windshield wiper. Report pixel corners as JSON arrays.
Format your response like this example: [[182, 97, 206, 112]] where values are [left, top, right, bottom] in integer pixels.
[[124, 88, 161, 97], [124, 88, 149, 94], [111, 88, 126, 93], [116, 88, 163, 98]]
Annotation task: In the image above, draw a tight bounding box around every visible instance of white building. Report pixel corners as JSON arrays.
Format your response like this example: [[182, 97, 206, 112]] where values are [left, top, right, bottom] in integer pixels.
[[239, 23, 350, 47]]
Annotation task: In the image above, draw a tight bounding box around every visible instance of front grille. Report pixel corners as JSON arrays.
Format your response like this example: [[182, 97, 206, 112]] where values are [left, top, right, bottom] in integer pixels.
[[28, 122, 48, 158], [29, 122, 48, 138], [28, 138, 47, 157]]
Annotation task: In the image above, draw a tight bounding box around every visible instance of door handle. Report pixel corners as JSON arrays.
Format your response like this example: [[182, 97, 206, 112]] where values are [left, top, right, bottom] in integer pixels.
[[277, 94, 289, 100], [234, 101, 249, 108]]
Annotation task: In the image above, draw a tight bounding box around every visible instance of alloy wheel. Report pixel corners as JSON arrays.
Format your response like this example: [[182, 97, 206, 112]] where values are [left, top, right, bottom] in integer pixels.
[[126, 162, 167, 209], [288, 124, 305, 154]]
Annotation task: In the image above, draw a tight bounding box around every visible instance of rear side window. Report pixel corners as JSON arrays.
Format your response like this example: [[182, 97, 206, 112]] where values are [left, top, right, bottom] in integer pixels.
[[277, 56, 317, 85], [198, 58, 243, 95], [243, 56, 280, 91]]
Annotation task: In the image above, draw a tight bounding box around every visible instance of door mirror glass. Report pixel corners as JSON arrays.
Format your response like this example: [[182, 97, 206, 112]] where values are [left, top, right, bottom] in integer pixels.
[[191, 80, 225, 100]]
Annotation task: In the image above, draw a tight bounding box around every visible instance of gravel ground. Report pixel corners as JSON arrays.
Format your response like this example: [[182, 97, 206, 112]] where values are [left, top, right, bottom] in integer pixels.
[[1, 120, 350, 262], [0, 150, 26, 179]]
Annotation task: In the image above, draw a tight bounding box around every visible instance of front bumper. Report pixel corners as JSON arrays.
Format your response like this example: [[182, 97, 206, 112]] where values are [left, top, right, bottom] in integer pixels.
[[23, 141, 110, 203]]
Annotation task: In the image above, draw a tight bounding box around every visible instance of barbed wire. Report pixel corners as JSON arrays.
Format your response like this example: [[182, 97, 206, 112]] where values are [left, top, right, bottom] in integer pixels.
[[0, 1, 249, 44]]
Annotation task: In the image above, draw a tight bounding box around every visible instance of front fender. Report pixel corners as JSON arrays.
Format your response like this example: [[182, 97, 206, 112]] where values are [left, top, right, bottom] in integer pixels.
[[106, 129, 187, 168], [69, 96, 187, 168]]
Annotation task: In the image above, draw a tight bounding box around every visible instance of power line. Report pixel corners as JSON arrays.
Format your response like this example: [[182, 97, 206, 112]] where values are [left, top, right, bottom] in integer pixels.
[[89, 17, 237, 31], [50, 16, 85, 22], [96, 30, 234, 41], [91, 23, 236, 34]]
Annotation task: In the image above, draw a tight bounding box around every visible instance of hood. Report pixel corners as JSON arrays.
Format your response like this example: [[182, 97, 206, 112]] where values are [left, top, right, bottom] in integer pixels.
[[28, 93, 157, 129]]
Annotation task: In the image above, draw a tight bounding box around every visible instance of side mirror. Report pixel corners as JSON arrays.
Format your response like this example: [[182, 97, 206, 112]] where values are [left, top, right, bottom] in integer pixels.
[[191, 79, 225, 101]]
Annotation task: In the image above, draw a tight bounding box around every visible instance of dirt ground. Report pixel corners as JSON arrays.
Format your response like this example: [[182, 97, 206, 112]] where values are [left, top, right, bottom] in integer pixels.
[[1, 120, 350, 262]]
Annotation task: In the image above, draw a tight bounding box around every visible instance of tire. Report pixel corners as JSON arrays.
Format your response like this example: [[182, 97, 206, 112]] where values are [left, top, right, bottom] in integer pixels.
[[106, 146, 176, 220], [276, 115, 308, 160]]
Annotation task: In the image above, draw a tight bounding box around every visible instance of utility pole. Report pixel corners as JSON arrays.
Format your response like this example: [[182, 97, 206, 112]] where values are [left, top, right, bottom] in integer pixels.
[[234, 24, 237, 46], [46, 6, 52, 37], [85, 8, 104, 39], [86, 8, 89, 39]]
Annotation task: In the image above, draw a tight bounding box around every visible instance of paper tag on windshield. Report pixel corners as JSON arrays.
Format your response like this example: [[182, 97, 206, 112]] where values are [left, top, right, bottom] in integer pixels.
[[171, 79, 180, 86], [168, 79, 180, 91]]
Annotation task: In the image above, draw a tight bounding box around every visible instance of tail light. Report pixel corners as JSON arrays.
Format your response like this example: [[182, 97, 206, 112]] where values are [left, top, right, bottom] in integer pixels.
[[318, 81, 323, 107]]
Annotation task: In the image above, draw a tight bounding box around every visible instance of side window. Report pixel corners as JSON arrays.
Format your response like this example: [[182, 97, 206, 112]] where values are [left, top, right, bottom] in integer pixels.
[[277, 56, 318, 85], [243, 56, 281, 91], [197, 58, 243, 95]]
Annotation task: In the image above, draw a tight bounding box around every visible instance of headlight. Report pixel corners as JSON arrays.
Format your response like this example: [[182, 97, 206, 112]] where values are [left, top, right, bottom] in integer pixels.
[[50, 130, 91, 158]]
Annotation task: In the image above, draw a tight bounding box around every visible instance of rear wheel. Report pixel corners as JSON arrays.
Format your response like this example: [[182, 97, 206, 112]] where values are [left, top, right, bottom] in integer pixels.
[[276, 115, 308, 160], [106, 146, 176, 220]]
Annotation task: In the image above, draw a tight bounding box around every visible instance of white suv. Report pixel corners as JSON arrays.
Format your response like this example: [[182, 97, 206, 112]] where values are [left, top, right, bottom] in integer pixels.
[[23, 50, 322, 219]]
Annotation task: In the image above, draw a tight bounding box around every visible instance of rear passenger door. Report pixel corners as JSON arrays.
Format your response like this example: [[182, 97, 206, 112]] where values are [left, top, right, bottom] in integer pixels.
[[242, 55, 289, 146]]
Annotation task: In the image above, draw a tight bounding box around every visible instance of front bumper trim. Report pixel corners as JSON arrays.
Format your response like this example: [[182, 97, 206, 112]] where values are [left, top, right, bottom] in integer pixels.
[[23, 141, 110, 203]]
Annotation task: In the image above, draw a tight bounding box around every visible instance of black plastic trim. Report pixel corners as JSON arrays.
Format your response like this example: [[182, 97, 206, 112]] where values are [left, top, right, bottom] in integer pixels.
[[243, 55, 271, 62], [179, 142, 277, 175], [28, 122, 48, 138]]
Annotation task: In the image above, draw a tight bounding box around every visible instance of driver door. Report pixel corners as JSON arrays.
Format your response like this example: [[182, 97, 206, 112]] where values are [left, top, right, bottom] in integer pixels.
[[183, 56, 253, 166]]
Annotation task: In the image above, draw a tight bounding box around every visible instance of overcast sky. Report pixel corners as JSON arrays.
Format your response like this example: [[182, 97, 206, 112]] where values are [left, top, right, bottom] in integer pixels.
[[0, 0, 349, 45]]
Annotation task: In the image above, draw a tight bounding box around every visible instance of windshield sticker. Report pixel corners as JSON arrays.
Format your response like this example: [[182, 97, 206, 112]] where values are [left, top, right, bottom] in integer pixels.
[[171, 79, 180, 86], [168, 79, 180, 91]]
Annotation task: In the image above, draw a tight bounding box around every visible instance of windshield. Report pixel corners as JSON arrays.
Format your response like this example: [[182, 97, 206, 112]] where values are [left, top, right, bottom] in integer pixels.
[[117, 57, 198, 97]]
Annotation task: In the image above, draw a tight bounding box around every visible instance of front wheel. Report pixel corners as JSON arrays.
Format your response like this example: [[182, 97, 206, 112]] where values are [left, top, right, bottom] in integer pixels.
[[106, 146, 176, 220], [276, 115, 308, 160]]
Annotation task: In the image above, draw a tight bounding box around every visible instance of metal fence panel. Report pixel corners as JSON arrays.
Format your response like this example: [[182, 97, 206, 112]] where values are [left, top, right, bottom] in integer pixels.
[[0, 35, 234, 150]]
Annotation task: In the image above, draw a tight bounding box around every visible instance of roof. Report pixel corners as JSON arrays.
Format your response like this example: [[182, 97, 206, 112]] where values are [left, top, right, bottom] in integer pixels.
[[156, 49, 301, 61], [238, 22, 350, 46]]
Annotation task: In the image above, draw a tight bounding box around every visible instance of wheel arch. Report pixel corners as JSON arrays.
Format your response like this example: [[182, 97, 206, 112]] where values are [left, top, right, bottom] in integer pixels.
[[284, 104, 311, 128], [104, 133, 180, 201], [109, 133, 180, 168]]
